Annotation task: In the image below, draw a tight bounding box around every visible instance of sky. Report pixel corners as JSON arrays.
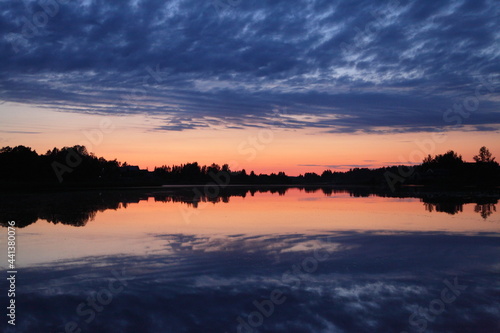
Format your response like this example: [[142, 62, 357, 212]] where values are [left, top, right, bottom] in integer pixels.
[[0, 0, 499, 175]]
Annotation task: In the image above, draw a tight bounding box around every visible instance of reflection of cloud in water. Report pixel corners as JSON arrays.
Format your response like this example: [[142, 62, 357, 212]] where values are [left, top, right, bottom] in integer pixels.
[[164, 234, 344, 257], [4, 231, 499, 333], [279, 240, 343, 254]]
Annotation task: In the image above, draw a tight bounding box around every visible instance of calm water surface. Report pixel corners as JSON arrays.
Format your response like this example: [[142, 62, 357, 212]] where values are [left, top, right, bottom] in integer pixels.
[[1, 187, 499, 332]]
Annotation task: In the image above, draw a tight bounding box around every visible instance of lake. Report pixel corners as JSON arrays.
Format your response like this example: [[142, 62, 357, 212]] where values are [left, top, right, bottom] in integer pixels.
[[1, 186, 499, 333]]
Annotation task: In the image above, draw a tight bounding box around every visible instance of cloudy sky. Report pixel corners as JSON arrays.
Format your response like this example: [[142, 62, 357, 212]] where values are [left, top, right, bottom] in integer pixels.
[[0, 0, 499, 173]]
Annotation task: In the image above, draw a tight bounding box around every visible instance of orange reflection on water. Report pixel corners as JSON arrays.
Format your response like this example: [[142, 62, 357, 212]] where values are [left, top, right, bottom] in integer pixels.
[[14, 188, 500, 267]]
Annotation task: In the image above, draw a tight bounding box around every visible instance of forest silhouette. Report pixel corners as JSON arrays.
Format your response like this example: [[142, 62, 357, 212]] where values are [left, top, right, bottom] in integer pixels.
[[0, 145, 499, 189]]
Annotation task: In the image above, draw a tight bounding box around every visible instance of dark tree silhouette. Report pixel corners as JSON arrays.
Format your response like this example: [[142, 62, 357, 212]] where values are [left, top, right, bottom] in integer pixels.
[[473, 146, 497, 164], [0, 145, 499, 188], [422, 150, 463, 169]]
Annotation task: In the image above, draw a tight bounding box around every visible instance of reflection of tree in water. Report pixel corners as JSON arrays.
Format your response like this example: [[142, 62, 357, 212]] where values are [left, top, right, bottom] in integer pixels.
[[474, 203, 497, 220], [423, 197, 498, 220], [1, 187, 499, 228], [424, 202, 463, 215], [0, 187, 287, 227], [0, 191, 123, 228], [42, 209, 98, 227]]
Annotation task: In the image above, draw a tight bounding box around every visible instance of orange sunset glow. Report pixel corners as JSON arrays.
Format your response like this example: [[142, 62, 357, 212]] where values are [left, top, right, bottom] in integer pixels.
[[1, 104, 498, 175]]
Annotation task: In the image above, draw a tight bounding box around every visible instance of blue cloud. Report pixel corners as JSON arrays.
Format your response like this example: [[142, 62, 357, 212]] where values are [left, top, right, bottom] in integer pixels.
[[0, 0, 499, 132]]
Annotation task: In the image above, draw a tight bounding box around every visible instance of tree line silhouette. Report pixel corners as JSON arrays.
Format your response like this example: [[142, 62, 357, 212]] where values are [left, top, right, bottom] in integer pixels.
[[0, 145, 498, 189]]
